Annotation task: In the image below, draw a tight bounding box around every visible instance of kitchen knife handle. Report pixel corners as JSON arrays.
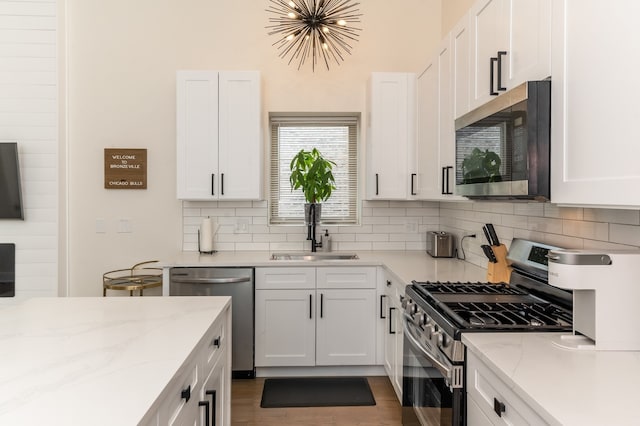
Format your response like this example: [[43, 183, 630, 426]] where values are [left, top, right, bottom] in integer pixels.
[[486, 223, 500, 246], [482, 226, 492, 244]]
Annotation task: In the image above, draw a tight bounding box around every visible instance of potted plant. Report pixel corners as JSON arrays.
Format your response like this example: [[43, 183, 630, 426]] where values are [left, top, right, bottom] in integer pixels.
[[289, 148, 336, 224]]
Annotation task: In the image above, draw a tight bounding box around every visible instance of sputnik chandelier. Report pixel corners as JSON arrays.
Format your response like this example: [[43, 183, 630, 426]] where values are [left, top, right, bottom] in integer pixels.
[[266, 0, 362, 71]]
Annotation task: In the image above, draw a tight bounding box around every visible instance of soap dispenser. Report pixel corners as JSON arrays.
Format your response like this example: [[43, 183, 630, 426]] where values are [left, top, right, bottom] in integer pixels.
[[322, 229, 332, 252]]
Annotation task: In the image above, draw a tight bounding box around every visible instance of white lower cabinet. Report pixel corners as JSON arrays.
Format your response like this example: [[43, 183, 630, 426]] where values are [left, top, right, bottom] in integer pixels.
[[146, 304, 231, 426], [380, 269, 404, 402], [255, 267, 377, 367], [467, 351, 548, 425]]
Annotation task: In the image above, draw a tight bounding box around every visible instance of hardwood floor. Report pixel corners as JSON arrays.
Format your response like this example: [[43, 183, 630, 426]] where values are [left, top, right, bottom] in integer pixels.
[[231, 376, 402, 426]]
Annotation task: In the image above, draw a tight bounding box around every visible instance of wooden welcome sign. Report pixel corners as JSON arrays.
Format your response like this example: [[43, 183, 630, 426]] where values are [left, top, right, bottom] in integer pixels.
[[104, 148, 147, 189]]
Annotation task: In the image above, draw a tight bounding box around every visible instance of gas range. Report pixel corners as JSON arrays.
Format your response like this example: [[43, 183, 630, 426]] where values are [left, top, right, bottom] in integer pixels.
[[403, 239, 573, 365], [401, 239, 574, 426]]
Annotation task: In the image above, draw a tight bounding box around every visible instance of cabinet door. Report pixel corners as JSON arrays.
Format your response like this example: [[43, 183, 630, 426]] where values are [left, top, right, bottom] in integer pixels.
[[505, 0, 551, 87], [470, 0, 508, 110], [176, 71, 219, 200], [551, 0, 640, 207], [382, 274, 403, 402], [366, 73, 412, 200], [218, 71, 262, 200], [255, 289, 316, 367], [452, 14, 471, 119], [316, 289, 377, 366], [415, 60, 440, 199], [199, 356, 228, 426]]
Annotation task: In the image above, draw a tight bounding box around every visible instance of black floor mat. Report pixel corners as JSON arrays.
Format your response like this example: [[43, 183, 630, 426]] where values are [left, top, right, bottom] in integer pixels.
[[260, 377, 376, 408]]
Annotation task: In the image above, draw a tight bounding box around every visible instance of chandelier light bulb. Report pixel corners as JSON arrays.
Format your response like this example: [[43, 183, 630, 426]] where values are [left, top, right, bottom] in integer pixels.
[[266, 0, 363, 71]]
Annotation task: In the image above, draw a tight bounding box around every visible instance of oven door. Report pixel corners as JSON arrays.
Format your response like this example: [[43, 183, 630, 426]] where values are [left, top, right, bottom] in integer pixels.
[[402, 316, 463, 426]]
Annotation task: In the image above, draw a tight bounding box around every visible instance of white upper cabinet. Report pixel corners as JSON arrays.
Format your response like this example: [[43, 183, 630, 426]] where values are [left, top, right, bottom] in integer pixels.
[[551, 1, 640, 207], [469, 0, 551, 111], [176, 70, 262, 200], [415, 59, 439, 199], [366, 73, 416, 200], [416, 36, 468, 201], [452, 13, 471, 119]]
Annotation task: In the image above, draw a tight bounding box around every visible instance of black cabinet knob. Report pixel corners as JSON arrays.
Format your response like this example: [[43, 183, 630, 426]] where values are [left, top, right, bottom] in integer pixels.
[[493, 397, 506, 417], [181, 385, 191, 402]]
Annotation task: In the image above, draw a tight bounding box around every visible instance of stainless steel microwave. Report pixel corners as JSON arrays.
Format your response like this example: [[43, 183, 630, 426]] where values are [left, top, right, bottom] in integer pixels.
[[454, 81, 551, 200]]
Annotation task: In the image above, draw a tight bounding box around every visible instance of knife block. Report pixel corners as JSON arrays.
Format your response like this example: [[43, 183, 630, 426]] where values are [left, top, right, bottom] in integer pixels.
[[487, 244, 512, 284]]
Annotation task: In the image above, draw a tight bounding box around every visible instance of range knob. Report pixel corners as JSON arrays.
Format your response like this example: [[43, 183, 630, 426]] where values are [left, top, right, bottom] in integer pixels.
[[417, 313, 428, 326], [401, 297, 409, 309], [434, 331, 444, 347], [410, 303, 419, 315]]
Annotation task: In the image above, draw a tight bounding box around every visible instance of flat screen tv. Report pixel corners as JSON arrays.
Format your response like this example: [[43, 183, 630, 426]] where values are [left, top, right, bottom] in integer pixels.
[[0, 142, 24, 219]]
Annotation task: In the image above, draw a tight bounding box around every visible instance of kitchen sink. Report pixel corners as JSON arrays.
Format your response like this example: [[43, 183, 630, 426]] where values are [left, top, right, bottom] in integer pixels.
[[270, 252, 359, 261]]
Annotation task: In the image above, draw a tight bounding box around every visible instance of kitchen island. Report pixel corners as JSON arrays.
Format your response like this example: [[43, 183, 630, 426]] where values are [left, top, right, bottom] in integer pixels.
[[463, 332, 640, 425], [0, 296, 231, 425]]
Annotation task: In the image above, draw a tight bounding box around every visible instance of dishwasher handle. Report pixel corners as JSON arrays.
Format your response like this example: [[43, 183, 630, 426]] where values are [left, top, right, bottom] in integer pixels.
[[171, 276, 252, 284]]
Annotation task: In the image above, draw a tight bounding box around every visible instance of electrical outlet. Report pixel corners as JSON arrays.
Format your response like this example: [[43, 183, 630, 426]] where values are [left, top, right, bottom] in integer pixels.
[[234, 218, 250, 234], [95, 218, 107, 234], [405, 222, 418, 233]]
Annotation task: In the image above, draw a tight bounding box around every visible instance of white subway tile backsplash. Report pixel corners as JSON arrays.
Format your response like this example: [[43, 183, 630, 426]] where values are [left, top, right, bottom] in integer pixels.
[[373, 242, 406, 250], [181, 199, 640, 258], [584, 208, 640, 225], [527, 216, 563, 234], [562, 220, 609, 241], [609, 224, 640, 246], [338, 241, 373, 251], [363, 216, 390, 225]]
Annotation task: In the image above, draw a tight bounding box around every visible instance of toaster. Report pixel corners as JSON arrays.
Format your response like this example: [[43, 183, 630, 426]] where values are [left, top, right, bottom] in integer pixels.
[[427, 231, 455, 258]]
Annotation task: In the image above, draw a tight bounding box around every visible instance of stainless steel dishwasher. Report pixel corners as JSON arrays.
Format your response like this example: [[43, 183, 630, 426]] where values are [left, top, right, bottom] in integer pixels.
[[169, 267, 254, 378]]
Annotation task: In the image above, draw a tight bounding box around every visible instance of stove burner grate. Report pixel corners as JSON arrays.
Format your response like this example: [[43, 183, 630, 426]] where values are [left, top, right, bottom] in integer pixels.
[[447, 301, 573, 328]]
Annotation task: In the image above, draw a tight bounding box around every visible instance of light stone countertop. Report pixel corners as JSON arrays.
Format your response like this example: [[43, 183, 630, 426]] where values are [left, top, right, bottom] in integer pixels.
[[0, 296, 230, 425], [162, 250, 488, 285], [462, 332, 640, 425]]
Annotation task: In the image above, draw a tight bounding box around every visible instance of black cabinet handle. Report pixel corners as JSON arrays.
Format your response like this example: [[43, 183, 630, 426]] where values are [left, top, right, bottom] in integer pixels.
[[490, 57, 498, 96], [181, 385, 191, 402], [386, 280, 391, 287], [493, 397, 506, 417], [497, 51, 507, 91], [441, 167, 447, 195], [375, 173, 379, 195], [444, 166, 453, 195], [380, 295, 386, 319], [309, 294, 312, 319], [199, 400, 210, 426], [320, 293, 324, 318], [211, 174, 215, 195], [410, 173, 416, 196], [389, 307, 396, 334], [206, 390, 217, 426], [221, 173, 224, 195], [212, 336, 220, 348]]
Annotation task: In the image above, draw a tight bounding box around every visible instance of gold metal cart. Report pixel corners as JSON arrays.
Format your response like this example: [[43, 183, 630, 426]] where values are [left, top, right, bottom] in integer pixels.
[[103, 260, 162, 296]]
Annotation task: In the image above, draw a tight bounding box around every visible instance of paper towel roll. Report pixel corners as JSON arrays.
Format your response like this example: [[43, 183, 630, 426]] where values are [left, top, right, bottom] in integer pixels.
[[200, 217, 214, 253]]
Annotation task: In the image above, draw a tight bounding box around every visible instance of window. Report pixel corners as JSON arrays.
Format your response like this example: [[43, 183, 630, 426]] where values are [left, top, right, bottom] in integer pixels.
[[270, 114, 359, 225]]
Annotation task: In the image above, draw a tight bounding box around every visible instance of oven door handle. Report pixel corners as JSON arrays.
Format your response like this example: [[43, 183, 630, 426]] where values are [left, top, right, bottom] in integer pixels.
[[403, 314, 460, 388]]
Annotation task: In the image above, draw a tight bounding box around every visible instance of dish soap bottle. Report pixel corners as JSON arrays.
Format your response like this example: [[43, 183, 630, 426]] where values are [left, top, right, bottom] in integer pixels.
[[322, 229, 332, 252]]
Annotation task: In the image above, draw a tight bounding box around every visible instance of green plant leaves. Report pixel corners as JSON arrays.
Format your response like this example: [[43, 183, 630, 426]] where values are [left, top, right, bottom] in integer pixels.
[[289, 148, 337, 203]]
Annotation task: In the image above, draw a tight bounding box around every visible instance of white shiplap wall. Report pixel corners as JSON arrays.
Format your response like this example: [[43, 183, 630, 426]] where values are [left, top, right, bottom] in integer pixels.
[[0, 0, 58, 299]]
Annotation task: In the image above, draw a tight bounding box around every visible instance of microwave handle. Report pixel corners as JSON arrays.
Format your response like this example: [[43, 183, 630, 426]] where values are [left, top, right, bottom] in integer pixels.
[[490, 57, 498, 96]]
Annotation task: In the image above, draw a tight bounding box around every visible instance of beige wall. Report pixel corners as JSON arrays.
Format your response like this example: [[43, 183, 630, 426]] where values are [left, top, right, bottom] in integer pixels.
[[441, 0, 475, 36], [64, 0, 442, 296]]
